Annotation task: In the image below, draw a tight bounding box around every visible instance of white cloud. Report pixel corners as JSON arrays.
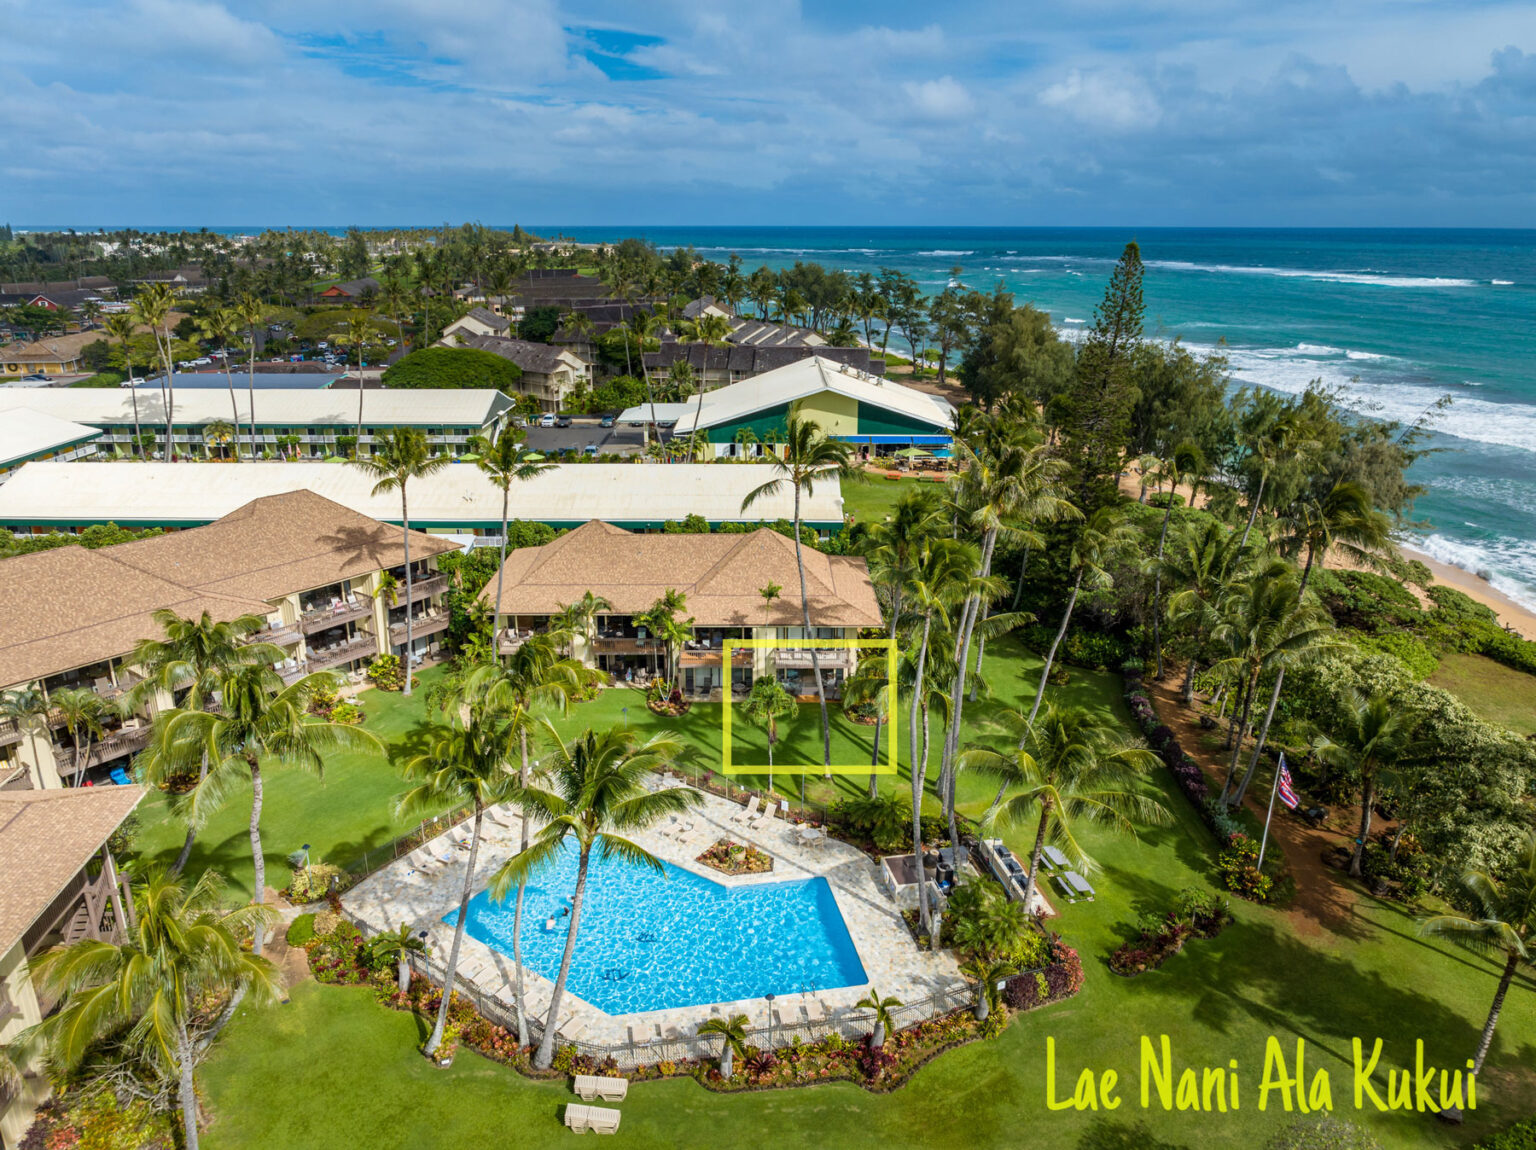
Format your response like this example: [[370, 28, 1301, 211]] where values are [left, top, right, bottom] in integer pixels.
[[903, 76, 975, 121], [1038, 69, 1161, 130]]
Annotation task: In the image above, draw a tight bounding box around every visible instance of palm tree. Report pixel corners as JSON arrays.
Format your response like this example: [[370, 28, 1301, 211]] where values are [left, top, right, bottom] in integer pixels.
[[687, 313, 733, 456], [1023, 505, 1137, 730], [1276, 479, 1394, 597], [142, 665, 381, 954], [563, 309, 596, 372], [740, 676, 797, 794], [697, 1013, 750, 1078], [132, 284, 178, 458], [130, 609, 284, 874], [397, 706, 522, 1059], [201, 419, 237, 460], [639, 589, 691, 687], [964, 703, 1167, 909], [742, 416, 859, 771], [350, 428, 451, 693], [233, 293, 266, 459], [959, 955, 1019, 1022], [1144, 441, 1204, 678], [490, 724, 700, 1069], [855, 987, 902, 1048], [48, 687, 114, 787], [367, 922, 429, 994], [379, 271, 410, 354], [553, 590, 613, 663], [1215, 564, 1337, 806], [843, 652, 892, 799], [460, 638, 596, 1045], [22, 869, 281, 1150], [472, 425, 553, 635], [1160, 519, 1252, 703], [340, 311, 376, 442], [1237, 402, 1316, 548], [103, 313, 144, 456], [1313, 692, 1425, 878], [1419, 831, 1535, 1081], [0, 687, 50, 788], [197, 306, 245, 457]]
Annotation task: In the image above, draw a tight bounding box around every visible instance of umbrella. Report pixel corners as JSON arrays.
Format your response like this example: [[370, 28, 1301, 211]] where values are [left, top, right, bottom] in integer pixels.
[[523, 452, 546, 461], [457, 453, 481, 463], [895, 446, 932, 458]]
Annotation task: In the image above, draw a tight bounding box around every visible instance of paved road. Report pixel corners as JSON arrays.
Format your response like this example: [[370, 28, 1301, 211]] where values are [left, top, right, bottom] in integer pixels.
[[521, 421, 646, 456]]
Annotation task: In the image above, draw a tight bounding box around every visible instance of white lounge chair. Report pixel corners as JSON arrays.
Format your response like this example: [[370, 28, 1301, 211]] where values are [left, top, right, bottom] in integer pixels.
[[730, 796, 760, 824], [406, 847, 437, 871], [564, 1104, 620, 1134], [573, 1074, 628, 1102]]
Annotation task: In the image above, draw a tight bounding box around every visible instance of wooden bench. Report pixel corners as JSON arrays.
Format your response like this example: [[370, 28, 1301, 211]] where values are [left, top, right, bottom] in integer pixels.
[[564, 1104, 622, 1134], [573, 1074, 628, 1102]]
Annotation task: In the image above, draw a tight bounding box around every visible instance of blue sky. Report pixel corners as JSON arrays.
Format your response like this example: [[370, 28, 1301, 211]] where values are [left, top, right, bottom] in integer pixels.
[[5, 0, 1536, 227]]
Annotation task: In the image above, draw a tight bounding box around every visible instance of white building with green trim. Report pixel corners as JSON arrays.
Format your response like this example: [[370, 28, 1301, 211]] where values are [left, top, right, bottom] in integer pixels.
[[0, 408, 103, 484]]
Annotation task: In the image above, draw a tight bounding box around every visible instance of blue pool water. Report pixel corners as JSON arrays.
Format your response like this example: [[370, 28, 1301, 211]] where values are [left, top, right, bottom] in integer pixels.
[[445, 840, 867, 1014]]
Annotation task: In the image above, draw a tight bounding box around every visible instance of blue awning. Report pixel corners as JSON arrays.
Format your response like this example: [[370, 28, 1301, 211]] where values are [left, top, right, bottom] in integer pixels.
[[835, 435, 952, 445]]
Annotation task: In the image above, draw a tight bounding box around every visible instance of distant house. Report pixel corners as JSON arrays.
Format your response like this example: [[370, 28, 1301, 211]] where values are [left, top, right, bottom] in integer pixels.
[[0, 279, 115, 312], [643, 342, 883, 390], [439, 333, 588, 412], [318, 277, 381, 301], [0, 332, 99, 377], [682, 295, 734, 321], [442, 307, 513, 341], [131, 267, 208, 293]]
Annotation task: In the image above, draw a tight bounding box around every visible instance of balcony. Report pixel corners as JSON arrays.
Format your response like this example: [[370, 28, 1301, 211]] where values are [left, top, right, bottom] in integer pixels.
[[592, 634, 658, 655], [307, 634, 378, 671], [85, 724, 153, 768], [771, 647, 858, 671], [301, 599, 371, 635], [389, 613, 450, 646], [680, 646, 753, 668], [498, 628, 541, 655], [251, 621, 302, 646], [0, 717, 22, 748], [404, 574, 449, 602]]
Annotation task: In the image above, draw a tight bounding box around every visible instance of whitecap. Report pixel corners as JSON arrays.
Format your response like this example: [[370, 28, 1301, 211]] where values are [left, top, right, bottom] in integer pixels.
[[1409, 534, 1536, 614], [1143, 259, 1478, 289], [1491, 279, 1514, 285], [1295, 343, 1341, 355], [1345, 350, 1390, 361], [1063, 317, 1086, 324], [917, 250, 975, 256]]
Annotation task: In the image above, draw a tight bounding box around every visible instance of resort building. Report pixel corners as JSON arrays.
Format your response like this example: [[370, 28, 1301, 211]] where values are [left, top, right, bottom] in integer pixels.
[[0, 785, 145, 1146], [437, 332, 588, 411], [441, 307, 514, 340], [623, 356, 955, 458], [641, 343, 883, 391], [0, 409, 102, 483], [480, 520, 882, 699], [0, 462, 846, 537], [0, 489, 456, 790], [0, 388, 515, 459]]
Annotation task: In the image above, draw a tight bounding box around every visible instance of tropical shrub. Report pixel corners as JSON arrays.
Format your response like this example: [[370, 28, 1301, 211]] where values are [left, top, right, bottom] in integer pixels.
[[1110, 886, 1231, 975], [944, 881, 1047, 964], [366, 653, 414, 692], [1347, 630, 1439, 679], [283, 861, 349, 904], [330, 700, 364, 725], [696, 838, 773, 875], [1472, 1118, 1536, 1150], [1002, 935, 1084, 1009], [829, 793, 915, 852], [1217, 834, 1274, 902]]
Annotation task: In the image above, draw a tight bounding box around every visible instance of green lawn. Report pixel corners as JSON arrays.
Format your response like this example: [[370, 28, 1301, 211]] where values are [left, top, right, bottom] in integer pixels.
[[842, 473, 941, 528], [1429, 652, 1536, 736]]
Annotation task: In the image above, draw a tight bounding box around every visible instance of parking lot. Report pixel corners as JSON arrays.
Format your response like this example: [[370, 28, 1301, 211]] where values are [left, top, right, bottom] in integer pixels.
[[521, 419, 646, 457]]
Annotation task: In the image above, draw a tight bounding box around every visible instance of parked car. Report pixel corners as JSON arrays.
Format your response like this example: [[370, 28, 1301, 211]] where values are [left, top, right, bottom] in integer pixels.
[[538, 413, 556, 427], [317, 341, 329, 350], [583, 443, 598, 456], [19, 373, 50, 382], [555, 415, 572, 428], [600, 415, 615, 428]]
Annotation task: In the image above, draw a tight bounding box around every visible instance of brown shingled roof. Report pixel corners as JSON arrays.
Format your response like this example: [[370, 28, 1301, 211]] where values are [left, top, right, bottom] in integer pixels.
[[0, 785, 145, 955], [107, 489, 458, 602], [478, 521, 881, 628]]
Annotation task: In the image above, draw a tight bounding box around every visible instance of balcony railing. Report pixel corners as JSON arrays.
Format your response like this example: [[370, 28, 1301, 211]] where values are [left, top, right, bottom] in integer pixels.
[[0, 717, 22, 747], [771, 647, 858, 670], [592, 635, 658, 654], [404, 574, 449, 602], [85, 725, 153, 768], [498, 628, 540, 655], [308, 634, 378, 671], [252, 621, 302, 646], [389, 614, 450, 646], [301, 599, 371, 635]]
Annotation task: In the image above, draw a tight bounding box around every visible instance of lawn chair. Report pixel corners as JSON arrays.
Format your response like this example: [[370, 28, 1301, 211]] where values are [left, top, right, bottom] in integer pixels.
[[405, 847, 438, 871], [564, 1104, 621, 1134], [730, 795, 761, 824], [573, 1074, 628, 1102]]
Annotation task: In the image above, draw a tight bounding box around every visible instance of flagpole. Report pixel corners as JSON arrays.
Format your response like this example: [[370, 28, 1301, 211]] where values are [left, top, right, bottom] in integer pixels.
[[1256, 757, 1282, 872]]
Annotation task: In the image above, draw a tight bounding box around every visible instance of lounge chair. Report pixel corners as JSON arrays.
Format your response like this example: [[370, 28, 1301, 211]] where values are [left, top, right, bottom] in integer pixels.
[[730, 796, 760, 824], [564, 1104, 621, 1134], [406, 847, 438, 871], [573, 1074, 628, 1102]]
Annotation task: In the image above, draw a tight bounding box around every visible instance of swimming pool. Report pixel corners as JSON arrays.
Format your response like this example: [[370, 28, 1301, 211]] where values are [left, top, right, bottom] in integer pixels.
[[445, 840, 868, 1014]]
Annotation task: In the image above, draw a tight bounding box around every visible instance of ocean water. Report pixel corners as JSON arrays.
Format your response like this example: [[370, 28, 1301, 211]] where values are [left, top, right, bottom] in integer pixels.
[[445, 839, 867, 1014], [539, 227, 1536, 611]]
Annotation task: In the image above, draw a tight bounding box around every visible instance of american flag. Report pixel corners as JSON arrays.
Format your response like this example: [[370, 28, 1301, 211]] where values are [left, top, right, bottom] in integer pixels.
[[1276, 754, 1299, 809]]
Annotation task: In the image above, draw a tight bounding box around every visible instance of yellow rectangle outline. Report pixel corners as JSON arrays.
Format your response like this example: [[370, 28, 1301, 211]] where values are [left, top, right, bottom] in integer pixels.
[[719, 638, 898, 776]]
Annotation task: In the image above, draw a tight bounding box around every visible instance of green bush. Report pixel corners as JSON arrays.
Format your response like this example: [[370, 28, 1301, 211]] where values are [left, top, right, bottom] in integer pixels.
[[1473, 1118, 1536, 1150], [944, 880, 1047, 964], [1314, 569, 1423, 633], [1347, 630, 1439, 679], [286, 913, 316, 946], [382, 347, 523, 391]]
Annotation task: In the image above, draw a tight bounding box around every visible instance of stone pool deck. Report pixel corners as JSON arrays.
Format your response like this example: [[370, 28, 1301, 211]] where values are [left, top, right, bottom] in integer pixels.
[[345, 783, 966, 1050]]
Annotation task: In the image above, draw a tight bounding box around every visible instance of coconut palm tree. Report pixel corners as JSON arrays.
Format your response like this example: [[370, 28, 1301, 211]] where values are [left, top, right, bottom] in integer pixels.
[[103, 312, 144, 456], [553, 590, 613, 663], [844, 652, 892, 799], [740, 676, 797, 794], [0, 687, 50, 788], [1211, 564, 1336, 806], [855, 987, 902, 1048], [742, 416, 859, 771], [350, 428, 451, 693], [141, 665, 381, 954], [379, 271, 410, 353], [1236, 400, 1317, 548], [201, 419, 237, 460], [959, 955, 1019, 1022], [1275, 479, 1394, 596], [48, 687, 115, 787], [339, 311, 376, 442], [130, 609, 284, 874], [1023, 505, 1137, 730], [1313, 692, 1426, 878], [638, 589, 690, 687], [132, 284, 178, 457], [490, 723, 700, 1069], [472, 425, 553, 636], [1419, 832, 1535, 1081], [965, 703, 1167, 909], [697, 1013, 751, 1078], [233, 293, 266, 459], [686, 313, 733, 456], [366, 922, 429, 995], [397, 706, 523, 1059], [21, 869, 281, 1150], [1144, 441, 1204, 678], [1160, 518, 1253, 703], [196, 306, 245, 457]]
